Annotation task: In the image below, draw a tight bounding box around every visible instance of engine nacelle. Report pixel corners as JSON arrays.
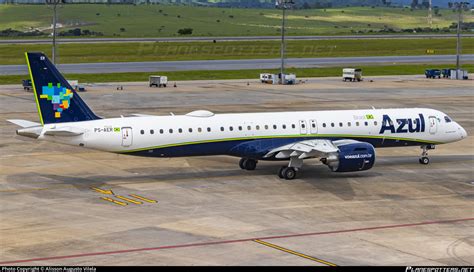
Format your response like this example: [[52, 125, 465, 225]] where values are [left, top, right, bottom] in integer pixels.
[[324, 142, 375, 172]]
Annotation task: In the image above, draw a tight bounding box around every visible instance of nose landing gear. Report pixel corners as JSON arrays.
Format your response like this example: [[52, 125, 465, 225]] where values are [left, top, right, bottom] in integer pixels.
[[419, 145, 435, 165]]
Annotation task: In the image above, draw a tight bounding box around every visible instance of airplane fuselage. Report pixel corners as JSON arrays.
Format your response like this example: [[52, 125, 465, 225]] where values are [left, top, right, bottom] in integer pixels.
[[37, 108, 467, 159]]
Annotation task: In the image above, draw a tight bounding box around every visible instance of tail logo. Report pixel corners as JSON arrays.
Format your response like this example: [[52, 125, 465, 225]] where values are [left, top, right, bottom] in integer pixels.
[[40, 83, 74, 118]]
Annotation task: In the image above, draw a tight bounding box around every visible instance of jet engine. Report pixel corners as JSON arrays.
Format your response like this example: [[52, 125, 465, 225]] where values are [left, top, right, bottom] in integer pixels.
[[322, 142, 375, 172]]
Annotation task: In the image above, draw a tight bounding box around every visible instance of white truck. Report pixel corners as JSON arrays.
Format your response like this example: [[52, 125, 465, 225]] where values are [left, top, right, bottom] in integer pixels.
[[67, 80, 86, 92], [260, 73, 277, 84], [260, 73, 296, 84], [342, 68, 362, 82], [450, 69, 469, 80], [149, 76, 168, 88]]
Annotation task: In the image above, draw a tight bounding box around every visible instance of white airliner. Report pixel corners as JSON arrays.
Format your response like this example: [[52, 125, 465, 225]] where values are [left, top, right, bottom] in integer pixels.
[[8, 53, 467, 180]]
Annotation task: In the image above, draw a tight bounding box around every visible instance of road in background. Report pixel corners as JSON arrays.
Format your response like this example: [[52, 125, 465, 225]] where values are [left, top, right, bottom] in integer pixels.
[[1, 34, 473, 44], [1, 55, 473, 75]]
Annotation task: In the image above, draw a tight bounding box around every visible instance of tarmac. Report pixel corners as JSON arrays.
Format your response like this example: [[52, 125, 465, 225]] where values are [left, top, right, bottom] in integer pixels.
[[0, 75, 473, 266]]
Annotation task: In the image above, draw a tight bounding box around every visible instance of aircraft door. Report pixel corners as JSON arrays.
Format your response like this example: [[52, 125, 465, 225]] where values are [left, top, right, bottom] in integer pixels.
[[299, 120, 308, 134], [309, 119, 318, 134], [428, 116, 437, 134], [122, 127, 133, 147]]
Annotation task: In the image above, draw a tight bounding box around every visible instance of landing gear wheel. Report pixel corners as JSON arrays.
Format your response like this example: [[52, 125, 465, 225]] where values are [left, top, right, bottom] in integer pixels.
[[239, 158, 247, 170], [419, 157, 430, 165], [282, 167, 297, 180], [241, 159, 257, 170], [278, 166, 286, 179]]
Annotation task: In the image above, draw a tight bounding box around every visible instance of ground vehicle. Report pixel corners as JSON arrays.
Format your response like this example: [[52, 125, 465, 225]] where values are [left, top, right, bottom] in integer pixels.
[[442, 68, 452, 78], [342, 68, 362, 82], [260, 73, 276, 84], [450, 69, 469, 80], [67, 80, 86, 92], [425, 69, 441, 79], [22, 79, 32, 91], [280, 73, 296, 85], [149, 76, 168, 87], [261, 73, 296, 84]]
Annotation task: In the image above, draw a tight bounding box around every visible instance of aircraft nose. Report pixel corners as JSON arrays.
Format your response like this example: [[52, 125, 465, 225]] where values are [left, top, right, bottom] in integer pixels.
[[459, 125, 467, 139]]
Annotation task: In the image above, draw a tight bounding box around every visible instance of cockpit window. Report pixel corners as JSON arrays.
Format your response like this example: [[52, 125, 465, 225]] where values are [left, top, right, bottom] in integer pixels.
[[444, 116, 452, 123]]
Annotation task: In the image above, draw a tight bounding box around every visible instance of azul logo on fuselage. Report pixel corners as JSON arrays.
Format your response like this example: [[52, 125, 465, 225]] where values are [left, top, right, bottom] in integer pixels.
[[379, 114, 425, 134]]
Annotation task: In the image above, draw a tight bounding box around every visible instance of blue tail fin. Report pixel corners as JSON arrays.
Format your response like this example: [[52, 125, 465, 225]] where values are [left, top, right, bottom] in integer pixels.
[[25, 52, 100, 125]]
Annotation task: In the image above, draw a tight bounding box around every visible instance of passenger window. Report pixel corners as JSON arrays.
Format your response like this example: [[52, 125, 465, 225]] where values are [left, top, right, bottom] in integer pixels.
[[273, 125, 277, 129], [169, 129, 173, 133], [207, 127, 211, 132], [282, 124, 286, 129], [301, 124, 306, 128], [178, 128, 183, 133], [160, 129, 164, 134], [150, 129, 154, 134], [339, 122, 343, 127], [356, 122, 360, 126], [256, 125, 260, 130], [229, 126, 233, 131], [140, 130, 145, 135], [238, 126, 242, 131], [347, 122, 351, 127], [220, 127, 224, 132], [331, 123, 335, 127], [189, 128, 193, 133], [247, 126, 251, 130], [364, 121, 368, 126], [312, 123, 316, 128], [265, 125, 269, 130], [323, 123, 326, 127], [198, 128, 202, 132], [374, 121, 378, 126]]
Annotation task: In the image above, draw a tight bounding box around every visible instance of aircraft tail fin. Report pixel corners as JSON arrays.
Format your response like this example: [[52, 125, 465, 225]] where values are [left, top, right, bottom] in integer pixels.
[[25, 52, 100, 125]]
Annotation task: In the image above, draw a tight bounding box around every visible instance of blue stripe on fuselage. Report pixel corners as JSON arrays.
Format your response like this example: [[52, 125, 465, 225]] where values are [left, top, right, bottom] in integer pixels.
[[122, 136, 429, 159]]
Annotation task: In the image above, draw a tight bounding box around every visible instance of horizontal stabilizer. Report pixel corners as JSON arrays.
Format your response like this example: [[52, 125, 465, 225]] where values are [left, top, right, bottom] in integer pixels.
[[7, 119, 41, 128]]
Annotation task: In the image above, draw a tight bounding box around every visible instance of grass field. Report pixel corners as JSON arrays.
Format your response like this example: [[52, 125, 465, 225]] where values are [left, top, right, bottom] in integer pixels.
[[0, 5, 470, 37], [1, 63, 473, 85], [1, 38, 473, 65]]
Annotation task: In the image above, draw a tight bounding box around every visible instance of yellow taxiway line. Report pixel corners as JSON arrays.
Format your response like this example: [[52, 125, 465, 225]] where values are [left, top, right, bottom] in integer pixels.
[[116, 195, 143, 205], [101, 197, 128, 206], [129, 194, 157, 203]]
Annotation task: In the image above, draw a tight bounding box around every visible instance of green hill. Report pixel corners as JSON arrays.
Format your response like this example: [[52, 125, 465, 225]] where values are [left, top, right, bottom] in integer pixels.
[[0, 4, 470, 37]]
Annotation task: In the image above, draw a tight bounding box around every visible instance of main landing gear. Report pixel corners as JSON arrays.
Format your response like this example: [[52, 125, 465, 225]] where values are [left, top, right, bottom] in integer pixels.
[[239, 158, 257, 171], [419, 145, 435, 165], [277, 156, 303, 180], [278, 166, 297, 180]]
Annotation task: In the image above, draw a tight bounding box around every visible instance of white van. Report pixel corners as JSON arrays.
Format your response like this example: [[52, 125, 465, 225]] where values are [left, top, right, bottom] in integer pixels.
[[343, 68, 362, 82]]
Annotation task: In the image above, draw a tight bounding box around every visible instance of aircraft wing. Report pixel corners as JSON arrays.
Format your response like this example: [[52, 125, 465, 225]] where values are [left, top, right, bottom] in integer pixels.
[[264, 139, 339, 160]]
